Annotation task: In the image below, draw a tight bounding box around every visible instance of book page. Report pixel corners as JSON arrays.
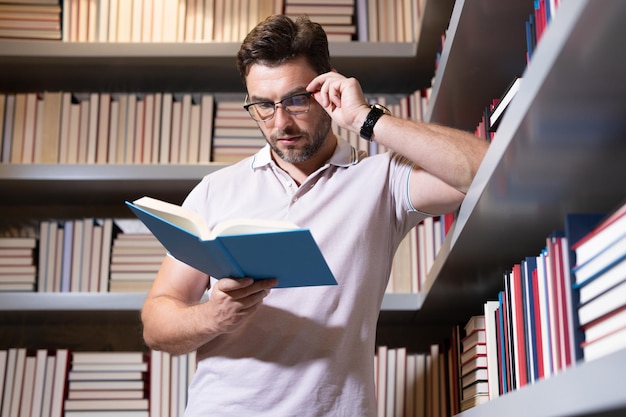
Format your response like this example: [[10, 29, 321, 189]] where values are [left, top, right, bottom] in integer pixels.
[[132, 196, 300, 240], [132, 196, 211, 239], [211, 218, 299, 238]]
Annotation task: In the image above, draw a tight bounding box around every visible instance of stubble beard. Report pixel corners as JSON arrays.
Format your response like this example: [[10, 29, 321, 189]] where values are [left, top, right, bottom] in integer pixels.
[[265, 112, 333, 164]]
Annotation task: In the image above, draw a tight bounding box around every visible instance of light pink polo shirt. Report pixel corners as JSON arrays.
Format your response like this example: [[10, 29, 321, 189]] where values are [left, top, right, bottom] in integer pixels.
[[182, 138, 426, 417]]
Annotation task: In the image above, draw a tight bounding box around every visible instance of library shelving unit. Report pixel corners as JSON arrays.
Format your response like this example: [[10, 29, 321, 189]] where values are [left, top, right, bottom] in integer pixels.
[[420, 0, 626, 415], [0, 0, 456, 353]]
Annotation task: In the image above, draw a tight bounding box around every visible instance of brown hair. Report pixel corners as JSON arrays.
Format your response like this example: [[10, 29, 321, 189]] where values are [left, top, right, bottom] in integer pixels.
[[236, 15, 331, 85]]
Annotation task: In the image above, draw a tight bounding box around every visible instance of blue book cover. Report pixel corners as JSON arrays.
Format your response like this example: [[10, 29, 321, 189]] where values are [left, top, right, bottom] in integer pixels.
[[563, 213, 605, 361], [126, 199, 337, 289]]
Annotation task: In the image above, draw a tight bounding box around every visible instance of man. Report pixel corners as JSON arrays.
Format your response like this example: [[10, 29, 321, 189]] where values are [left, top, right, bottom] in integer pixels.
[[141, 15, 488, 417]]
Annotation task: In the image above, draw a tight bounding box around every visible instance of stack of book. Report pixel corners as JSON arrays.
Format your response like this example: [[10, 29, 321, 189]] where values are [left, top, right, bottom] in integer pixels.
[[212, 99, 265, 163], [571, 203, 626, 362], [0, 236, 37, 292], [459, 315, 489, 411], [0, 2, 62, 40], [284, 0, 356, 42], [64, 351, 149, 416], [109, 228, 165, 293]]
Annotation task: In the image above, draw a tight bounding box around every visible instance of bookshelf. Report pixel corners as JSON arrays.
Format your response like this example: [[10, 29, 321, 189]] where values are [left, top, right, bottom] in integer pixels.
[[5, 0, 623, 414], [0, 1, 457, 355], [418, 0, 626, 415]]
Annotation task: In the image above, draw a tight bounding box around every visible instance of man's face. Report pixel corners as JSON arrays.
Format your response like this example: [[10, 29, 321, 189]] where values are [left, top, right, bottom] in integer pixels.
[[245, 56, 332, 164]]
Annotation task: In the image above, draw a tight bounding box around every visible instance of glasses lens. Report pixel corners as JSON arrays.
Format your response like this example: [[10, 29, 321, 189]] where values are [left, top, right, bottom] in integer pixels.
[[284, 94, 310, 113], [245, 93, 311, 121], [247, 102, 273, 121]]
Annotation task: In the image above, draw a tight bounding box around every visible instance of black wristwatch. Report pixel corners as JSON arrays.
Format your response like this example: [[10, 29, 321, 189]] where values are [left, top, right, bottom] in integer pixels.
[[359, 103, 391, 141]]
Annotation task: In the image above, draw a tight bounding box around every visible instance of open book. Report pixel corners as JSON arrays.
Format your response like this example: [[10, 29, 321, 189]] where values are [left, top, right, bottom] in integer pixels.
[[125, 196, 337, 288]]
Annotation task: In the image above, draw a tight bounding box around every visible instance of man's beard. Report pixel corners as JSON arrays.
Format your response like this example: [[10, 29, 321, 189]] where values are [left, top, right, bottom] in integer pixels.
[[265, 112, 332, 164]]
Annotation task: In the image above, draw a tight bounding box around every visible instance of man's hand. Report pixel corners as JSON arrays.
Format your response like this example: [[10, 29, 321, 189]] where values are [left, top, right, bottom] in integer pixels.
[[307, 72, 371, 133], [205, 277, 277, 335]]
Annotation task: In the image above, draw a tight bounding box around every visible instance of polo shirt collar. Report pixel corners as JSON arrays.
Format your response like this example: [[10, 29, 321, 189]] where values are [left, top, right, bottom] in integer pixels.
[[250, 137, 358, 170]]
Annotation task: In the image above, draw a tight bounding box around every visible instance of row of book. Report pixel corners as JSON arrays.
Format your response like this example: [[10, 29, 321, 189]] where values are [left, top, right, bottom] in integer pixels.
[[0, 2, 62, 41], [1, 0, 429, 43], [3, 343, 455, 417], [0, 87, 434, 165], [0, 91, 215, 165], [474, 0, 564, 141], [373, 321, 483, 417], [0, 348, 195, 417], [375, 344, 450, 417], [525, 0, 560, 63], [453, 202, 626, 412], [387, 214, 454, 295], [3, 214, 452, 295], [1, 218, 160, 294], [475, 77, 522, 143]]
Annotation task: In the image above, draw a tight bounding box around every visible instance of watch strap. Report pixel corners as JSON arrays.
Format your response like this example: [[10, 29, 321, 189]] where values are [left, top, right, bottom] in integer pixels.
[[359, 104, 391, 141]]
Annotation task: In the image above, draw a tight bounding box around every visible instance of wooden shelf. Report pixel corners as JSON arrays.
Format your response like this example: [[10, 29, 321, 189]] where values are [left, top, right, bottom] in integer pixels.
[[458, 349, 626, 417], [0, 291, 419, 313], [0, 0, 455, 94], [0, 163, 225, 208], [0, 41, 422, 94], [426, 0, 533, 131]]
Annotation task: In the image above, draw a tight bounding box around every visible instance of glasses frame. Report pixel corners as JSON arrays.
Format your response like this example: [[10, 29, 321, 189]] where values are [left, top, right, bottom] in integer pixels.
[[243, 92, 313, 122]]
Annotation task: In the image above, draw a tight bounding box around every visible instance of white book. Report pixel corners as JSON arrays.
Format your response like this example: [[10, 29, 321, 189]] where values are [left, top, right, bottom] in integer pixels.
[[573, 234, 626, 286], [483, 300, 500, 398], [578, 259, 626, 305], [1, 349, 17, 417], [578, 279, 626, 326], [86, 92, 99, 163], [583, 306, 626, 342], [40, 356, 56, 417], [142, 94, 155, 164], [97, 0, 109, 41], [72, 351, 146, 364], [30, 349, 49, 417], [395, 347, 407, 417], [20, 356, 36, 417], [10, 348, 27, 417], [50, 349, 69, 417], [150, 350, 162, 417], [582, 325, 626, 362], [159, 92, 173, 163]]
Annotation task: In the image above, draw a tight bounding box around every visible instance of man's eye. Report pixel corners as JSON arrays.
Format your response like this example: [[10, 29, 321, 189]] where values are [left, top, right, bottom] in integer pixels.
[[257, 102, 274, 110]]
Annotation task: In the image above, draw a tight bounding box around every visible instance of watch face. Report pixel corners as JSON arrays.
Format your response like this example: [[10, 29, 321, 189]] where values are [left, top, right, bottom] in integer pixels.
[[372, 104, 391, 115]]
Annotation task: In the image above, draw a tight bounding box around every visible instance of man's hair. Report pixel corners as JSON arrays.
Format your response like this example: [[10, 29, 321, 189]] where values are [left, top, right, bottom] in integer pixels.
[[236, 15, 332, 85]]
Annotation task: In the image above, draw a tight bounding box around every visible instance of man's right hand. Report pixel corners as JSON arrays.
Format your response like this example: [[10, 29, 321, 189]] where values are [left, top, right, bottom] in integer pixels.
[[205, 277, 278, 335]]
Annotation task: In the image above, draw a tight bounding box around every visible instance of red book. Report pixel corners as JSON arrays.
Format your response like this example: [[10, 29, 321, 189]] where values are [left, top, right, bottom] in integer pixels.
[[511, 264, 528, 387]]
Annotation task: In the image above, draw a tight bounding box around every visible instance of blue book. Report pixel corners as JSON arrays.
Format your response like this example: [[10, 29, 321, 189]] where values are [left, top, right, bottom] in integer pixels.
[[563, 213, 605, 361], [126, 197, 337, 289]]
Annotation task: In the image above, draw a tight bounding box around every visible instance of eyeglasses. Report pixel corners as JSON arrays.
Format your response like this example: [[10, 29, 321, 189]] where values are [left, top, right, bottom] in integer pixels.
[[243, 92, 313, 122]]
